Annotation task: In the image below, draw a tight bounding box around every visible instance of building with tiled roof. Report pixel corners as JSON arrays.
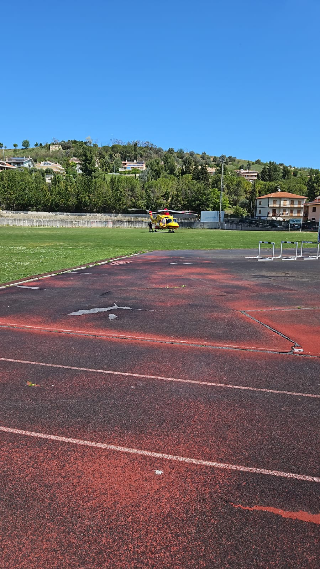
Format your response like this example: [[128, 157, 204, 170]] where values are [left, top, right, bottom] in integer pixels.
[[305, 196, 320, 223], [0, 161, 17, 170], [256, 191, 307, 220]]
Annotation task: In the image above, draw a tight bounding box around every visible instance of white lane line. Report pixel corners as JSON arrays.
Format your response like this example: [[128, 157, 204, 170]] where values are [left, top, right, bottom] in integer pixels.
[[0, 323, 296, 355], [0, 357, 319, 399], [16, 286, 40, 290], [1, 426, 319, 483]]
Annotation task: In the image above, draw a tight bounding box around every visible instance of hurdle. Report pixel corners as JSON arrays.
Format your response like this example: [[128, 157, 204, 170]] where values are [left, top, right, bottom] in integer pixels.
[[280, 241, 299, 261], [246, 241, 275, 260], [299, 240, 320, 260]]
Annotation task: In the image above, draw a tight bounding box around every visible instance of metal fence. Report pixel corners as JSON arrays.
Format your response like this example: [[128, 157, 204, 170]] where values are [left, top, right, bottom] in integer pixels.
[[224, 219, 318, 232]]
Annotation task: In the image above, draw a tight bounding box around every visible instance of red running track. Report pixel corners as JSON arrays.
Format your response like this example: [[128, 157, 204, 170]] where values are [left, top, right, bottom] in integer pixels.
[[0, 249, 319, 568]]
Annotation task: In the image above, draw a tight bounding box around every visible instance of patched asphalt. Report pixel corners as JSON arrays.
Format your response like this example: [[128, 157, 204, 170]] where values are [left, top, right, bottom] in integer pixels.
[[0, 249, 319, 568]]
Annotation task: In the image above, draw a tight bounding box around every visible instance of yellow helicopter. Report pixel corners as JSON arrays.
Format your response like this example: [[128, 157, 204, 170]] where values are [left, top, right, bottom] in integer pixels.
[[148, 209, 180, 232]]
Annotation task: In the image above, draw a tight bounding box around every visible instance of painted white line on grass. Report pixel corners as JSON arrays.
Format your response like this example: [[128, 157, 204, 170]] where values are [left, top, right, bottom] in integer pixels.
[[1, 425, 319, 483], [0, 253, 141, 290], [0, 357, 319, 399]]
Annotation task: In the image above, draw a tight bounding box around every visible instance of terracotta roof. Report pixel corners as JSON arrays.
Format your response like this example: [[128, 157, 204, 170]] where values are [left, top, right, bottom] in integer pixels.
[[258, 192, 307, 199], [306, 196, 320, 205], [0, 161, 17, 169]]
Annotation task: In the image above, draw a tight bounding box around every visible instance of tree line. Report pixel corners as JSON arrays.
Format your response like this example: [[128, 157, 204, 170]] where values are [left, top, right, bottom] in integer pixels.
[[0, 140, 319, 215]]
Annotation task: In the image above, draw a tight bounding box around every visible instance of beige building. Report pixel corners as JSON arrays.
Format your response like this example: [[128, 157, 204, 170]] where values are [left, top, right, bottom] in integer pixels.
[[305, 196, 320, 223], [119, 160, 146, 172], [35, 161, 65, 174], [256, 191, 307, 220], [235, 169, 259, 182]]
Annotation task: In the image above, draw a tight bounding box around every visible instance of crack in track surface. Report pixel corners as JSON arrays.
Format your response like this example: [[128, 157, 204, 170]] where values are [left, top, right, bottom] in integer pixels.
[[240, 310, 300, 348]]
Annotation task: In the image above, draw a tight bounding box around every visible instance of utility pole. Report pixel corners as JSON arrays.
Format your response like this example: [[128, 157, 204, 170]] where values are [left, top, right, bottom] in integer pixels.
[[219, 155, 226, 229]]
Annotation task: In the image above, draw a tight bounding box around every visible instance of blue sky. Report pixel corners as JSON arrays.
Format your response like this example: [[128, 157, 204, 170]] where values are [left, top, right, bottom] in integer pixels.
[[1, 0, 320, 167]]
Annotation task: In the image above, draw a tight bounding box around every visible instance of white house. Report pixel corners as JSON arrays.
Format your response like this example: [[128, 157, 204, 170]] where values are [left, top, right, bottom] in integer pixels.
[[119, 160, 146, 172], [235, 169, 259, 182], [256, 191, 307, 220], [6, 156, 34, 169]]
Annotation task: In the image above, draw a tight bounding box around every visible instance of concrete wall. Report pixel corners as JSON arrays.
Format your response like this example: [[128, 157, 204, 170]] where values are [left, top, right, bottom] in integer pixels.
[[0, 211, 202, 229]]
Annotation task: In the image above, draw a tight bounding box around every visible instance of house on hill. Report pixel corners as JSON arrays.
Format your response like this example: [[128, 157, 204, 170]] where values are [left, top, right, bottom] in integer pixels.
[[50, 144, 62, 152], [35, 161, 65, 174], [256, 191, 307, 220], [6, 156, 34, 169], [119, 160, 146, 172], [305, 196, 320, 223], [69, 157, 82, 173], [235, 169, 259, 182], [0, 161, 17, 170]]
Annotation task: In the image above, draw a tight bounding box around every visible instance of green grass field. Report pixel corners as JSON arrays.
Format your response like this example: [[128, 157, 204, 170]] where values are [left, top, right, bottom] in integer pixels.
[[0, 226, 317, 285]]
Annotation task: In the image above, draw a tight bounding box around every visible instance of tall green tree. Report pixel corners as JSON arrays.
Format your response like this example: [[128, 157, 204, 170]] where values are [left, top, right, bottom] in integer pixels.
[[146, 158, 164, 180], [307, 169, 320, 201], [282, 165, 292, 179], [181, 155, 194, 176], [193, 163, 210, 186], [163, 151, 176, 175], [22, 140, 30, 149], [78, 144, 97, 177], [247, 181, 258, 216], [260, 161, 282, 182]]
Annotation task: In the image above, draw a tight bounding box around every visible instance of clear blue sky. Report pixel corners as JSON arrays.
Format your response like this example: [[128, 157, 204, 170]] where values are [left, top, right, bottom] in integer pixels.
[[2, 0, 320, 168]]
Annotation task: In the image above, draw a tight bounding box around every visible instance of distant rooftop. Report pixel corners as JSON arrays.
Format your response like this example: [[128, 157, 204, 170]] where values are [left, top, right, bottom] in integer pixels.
[[8, 156, 32, 162], [259, 191, 307, 199]]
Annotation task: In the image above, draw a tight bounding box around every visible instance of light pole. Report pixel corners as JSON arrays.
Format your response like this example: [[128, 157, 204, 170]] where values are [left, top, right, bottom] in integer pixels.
[[219, 155, 226, 228]]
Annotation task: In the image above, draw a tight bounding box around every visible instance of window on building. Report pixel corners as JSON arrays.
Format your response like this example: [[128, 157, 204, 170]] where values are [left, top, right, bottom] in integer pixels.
[[259, 201, 261, 205], [312, 207, 316, 212], [290, 209, 293, 214], [259, 210, 261, 214], [290, 200, 294, 205], [297, 209, 302, 214], [273, 200, 277, 205], [298, 200, 301, 205]]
